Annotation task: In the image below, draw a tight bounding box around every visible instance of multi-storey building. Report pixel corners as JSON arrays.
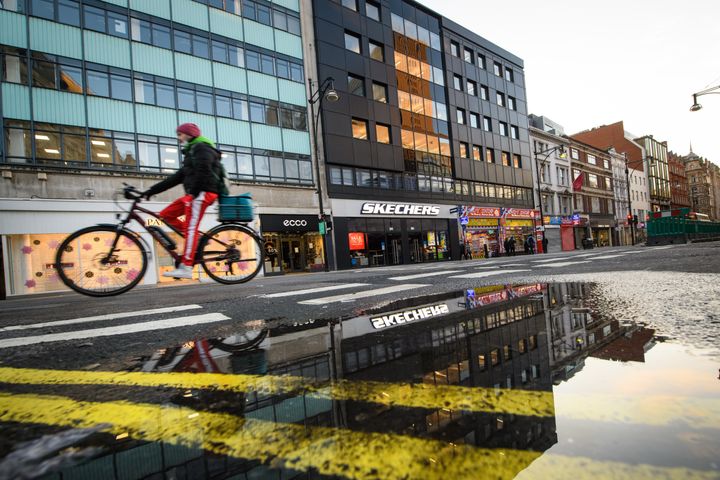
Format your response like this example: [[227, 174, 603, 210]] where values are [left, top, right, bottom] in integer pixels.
[[0, 0, 325, 296], [312, 0, 534, 268], [609, 148, 631, 245], [528, 115, 572, 252], [668, 151, 691, 210], [683, 149, 719, 220], [633, 135, 671, 211], [571, 121, 650, 239], [567, 139, 616, 247]]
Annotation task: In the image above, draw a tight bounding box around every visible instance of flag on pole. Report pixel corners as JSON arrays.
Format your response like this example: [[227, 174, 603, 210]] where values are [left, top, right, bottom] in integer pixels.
[[572, 172, 584, 192]]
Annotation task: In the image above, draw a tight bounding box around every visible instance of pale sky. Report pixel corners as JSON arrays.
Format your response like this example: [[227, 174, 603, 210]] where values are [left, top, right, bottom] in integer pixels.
[[421, 0, 720, 162]]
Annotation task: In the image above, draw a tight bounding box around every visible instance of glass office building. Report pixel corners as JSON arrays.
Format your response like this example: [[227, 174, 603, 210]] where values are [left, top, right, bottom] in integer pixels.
[[0, 0, 319, 296]]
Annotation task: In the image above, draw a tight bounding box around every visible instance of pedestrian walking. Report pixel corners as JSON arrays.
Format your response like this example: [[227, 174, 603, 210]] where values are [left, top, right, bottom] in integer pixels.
[[509, 236, 516, 256], [527, 235, 536, 254], [542, 237, 549, 254]]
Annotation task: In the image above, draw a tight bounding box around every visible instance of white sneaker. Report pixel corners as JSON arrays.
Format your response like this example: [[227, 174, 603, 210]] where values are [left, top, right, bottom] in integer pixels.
[[162, 264, 194, 279]]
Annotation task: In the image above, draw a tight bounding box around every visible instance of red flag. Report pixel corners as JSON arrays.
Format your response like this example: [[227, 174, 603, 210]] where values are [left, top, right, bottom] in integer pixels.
[[572, 172, 584, 192]]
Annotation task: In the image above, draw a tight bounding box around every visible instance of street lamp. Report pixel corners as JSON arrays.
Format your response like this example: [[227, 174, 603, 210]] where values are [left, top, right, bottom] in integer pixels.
[[308, 77, 338, 272], [623, 153, 654, 245], [689, 85, 720, 111], [534, 144, 567, 253]]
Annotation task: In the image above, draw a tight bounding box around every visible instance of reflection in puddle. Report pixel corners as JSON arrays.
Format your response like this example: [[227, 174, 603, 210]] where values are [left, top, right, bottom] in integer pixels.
[[0, 283, 718, 480]]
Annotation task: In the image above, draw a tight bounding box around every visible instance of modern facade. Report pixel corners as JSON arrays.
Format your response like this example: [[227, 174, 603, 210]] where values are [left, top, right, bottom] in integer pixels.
[[0, 0, 326, 296], [567, 139, 616, 247], [312, 0, 534, 268], [668, 150, 691, 210], [633, 135, 671, 211], [528, 116, 572, 252]]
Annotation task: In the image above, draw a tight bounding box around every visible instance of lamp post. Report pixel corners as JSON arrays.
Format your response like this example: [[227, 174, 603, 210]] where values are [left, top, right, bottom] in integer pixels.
[[534, 144, 567, 253], [308, 77, 338, 272], [690, 85, 720, 111], [623, 153, 654, 245]]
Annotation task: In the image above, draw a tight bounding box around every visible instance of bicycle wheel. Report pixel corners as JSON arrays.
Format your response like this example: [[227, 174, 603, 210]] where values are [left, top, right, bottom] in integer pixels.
[[198, 224, 263, 284], [56, 226, 148, 297]]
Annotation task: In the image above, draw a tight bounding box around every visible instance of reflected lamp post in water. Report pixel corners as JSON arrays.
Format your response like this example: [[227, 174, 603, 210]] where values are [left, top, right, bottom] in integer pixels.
[[689, 84, 720, 111], [308, 77, 339, 272], [533, 144, 567, 253]]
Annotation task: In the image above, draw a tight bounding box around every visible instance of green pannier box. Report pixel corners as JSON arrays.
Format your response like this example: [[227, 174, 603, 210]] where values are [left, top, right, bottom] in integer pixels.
[[218, 194, 254, 223]]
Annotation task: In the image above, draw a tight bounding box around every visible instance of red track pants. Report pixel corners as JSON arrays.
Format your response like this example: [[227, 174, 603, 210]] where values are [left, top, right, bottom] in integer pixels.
[[159, 192, 218, 266]]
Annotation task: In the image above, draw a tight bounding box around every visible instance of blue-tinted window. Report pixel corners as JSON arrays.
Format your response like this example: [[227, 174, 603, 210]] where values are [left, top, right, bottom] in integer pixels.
[[246, 50, 260, 71], [196, 91, 213, 114], [192, 35, 209, 57], [153, 24, 171, 49], [256, 4, 271, 25], [107, 12, 128, 38], [155, 83, 175, 108], [87, 70, 109, 97], [261, 54, 274, 75], [249, 102, 265, 123], [59, 65, 83, 92], [216, 96, 232, 117], [177, 88, 195, 111], [83, 5, 105, 33], [58, 0, 80, 26], [31, 0, 54, 20], [174, 31, 192, 54], [212, 41, 228, 63], [110, 75, 132, 101], [232, 99, 248, 120]]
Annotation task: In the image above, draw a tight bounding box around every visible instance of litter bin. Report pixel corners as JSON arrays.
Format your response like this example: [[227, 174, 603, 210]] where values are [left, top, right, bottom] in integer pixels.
[[582, 238, 594, 249]]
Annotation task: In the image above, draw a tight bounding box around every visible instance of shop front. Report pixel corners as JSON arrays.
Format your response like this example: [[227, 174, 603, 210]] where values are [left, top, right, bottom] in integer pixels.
[[546, 216, 582, 251], [330, 200, 459, 269], [590, 217, 614, 247], [460, 207, 539, 257], [259, 215, 325, 275], [0, 198, 259, 296]]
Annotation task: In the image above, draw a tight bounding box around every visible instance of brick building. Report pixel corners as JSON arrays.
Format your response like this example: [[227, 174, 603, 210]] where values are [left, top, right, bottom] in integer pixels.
[[668, 151, 690, 210]]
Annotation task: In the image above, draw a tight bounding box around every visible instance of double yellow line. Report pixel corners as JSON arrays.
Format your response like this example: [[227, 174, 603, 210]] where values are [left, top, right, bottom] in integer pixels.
[[0, 392, 716, 480], [0, 367, 718, 479]]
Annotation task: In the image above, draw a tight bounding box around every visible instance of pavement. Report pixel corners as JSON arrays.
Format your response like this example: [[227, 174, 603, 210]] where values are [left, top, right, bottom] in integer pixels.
[[1, 242, 719, 370]]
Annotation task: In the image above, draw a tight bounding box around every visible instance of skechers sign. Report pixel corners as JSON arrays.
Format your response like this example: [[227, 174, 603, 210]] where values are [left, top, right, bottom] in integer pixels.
[[361, 203, 441, 216], [370, 304, 450, 330]]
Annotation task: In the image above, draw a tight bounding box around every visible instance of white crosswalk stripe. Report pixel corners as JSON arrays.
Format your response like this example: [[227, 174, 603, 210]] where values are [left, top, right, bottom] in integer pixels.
[[591, 254, 627, 260], [388, 270, 465, 281], [0, 305, 203, 333], [298, 284, 429, 305], [261, 284, 370, 298], [534, 261, 592, 268], [0, 313, 231, 349], [448, 269, 530, 279]]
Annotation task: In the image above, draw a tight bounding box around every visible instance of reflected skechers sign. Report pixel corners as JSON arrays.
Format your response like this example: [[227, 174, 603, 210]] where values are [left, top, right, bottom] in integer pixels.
[[370, 304, 450, 330], [361, 203, 441, 216]]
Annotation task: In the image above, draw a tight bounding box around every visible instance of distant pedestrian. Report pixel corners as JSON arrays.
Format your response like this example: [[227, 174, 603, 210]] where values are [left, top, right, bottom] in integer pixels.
[[542, 237, 549, 254], [483, 244, 489, 259], [503, 238, 510, 256], [509, 236, 516, 256], [527, 235, 536, 254]]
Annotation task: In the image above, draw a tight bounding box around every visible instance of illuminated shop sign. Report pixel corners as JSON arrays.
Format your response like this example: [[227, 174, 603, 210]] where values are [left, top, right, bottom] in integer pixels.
[[348, 232, 366, 251], [370, 304, 450, 330], [361, 203, 440, 216]]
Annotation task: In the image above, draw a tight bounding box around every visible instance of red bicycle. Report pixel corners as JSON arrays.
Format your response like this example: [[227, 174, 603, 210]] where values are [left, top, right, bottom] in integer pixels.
[[55, 184, 264, 297]]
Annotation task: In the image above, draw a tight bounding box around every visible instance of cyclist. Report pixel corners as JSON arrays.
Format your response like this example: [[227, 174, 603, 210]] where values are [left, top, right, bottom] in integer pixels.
[[143, 123, 228, 279]]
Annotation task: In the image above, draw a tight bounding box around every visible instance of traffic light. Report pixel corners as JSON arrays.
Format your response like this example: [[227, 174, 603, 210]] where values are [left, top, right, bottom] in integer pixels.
[[633, 214, 639, 225], [626, 214, 633, 223]]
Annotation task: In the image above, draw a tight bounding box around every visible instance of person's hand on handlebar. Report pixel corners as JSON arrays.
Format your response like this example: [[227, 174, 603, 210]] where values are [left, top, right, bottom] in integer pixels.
[[141, 190, 152, 201]]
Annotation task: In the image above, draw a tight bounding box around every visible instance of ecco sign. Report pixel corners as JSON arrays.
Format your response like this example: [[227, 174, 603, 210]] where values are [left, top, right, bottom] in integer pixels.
[[361, 203, 441, 216], [283, 219, 308, 227], [370, 304, 450, 330]]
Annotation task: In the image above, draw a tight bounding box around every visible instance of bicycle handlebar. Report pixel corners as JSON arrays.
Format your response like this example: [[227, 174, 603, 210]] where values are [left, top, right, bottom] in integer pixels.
[[122, 184, 143, 200]]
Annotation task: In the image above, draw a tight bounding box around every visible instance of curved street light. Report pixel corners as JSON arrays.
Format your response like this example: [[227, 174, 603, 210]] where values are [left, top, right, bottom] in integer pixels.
[[534, 144, 567, 253], [690, 85, 720, 112]]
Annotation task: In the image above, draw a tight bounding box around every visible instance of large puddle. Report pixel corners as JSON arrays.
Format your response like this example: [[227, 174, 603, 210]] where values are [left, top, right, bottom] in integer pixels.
[[0, 283, 718, 479]]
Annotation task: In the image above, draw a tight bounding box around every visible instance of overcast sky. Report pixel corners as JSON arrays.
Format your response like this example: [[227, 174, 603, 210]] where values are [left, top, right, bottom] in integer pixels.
[[421, 0, 720, 162]]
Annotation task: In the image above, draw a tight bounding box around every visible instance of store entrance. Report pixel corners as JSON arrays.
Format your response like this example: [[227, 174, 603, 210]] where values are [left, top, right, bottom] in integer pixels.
[[281, 238, 304, 272], [409, 233, 423, 263], [387, 234, 402, 266]]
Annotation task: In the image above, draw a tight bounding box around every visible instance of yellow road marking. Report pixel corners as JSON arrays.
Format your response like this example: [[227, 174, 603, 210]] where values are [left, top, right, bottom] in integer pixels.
[[0, 392, 717, 480], [0, 367, 555, 417], [0, 367, 718, 429]]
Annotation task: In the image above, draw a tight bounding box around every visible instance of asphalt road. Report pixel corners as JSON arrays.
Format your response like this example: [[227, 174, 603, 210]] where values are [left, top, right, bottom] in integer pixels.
[[1, 242, 719, 370]]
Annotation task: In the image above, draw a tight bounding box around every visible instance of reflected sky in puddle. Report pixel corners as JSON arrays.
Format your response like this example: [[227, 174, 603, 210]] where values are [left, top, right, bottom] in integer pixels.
[[0, 283, 718, 480]]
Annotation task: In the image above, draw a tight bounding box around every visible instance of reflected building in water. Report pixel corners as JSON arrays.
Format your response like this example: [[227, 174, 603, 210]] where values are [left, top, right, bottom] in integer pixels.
[[32, 283, 643, 480]]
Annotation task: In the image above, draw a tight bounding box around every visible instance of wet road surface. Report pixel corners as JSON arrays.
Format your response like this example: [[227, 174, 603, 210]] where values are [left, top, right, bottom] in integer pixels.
[[0, 243, 719, 479]]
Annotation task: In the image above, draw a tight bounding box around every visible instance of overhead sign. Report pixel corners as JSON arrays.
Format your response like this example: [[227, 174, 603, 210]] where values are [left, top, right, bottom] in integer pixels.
[[370, 304, 450, 330], [361, 203, 440, 216], [260, 215, 319, 232]]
